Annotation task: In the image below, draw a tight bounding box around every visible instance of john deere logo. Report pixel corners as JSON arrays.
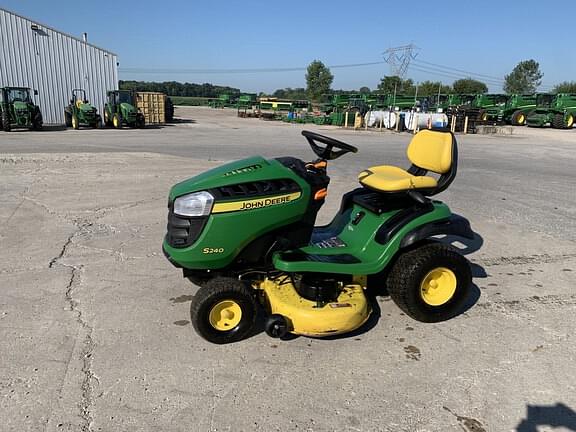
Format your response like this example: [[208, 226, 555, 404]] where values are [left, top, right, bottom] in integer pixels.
[[224, 164, 262, 177], [212, 192, 301, 213]]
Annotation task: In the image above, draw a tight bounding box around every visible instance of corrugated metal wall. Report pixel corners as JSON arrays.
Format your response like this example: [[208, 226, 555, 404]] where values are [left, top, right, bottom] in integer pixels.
[[0, 8, 118, 124]]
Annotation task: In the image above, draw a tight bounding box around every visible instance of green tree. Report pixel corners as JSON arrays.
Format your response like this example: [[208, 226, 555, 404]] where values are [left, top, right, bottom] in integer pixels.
[[306, 60, 333, 101], [552, 81, 576, 93], [377, 76, 416, 95], [359, 86, 371, 94], [452, 78, 488, 94], [503, 60, 543, 94], [417, 80, 452, 96]]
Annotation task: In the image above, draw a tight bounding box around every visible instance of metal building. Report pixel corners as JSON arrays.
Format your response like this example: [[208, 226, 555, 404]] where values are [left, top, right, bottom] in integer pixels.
[[0, 7, 118, 124]]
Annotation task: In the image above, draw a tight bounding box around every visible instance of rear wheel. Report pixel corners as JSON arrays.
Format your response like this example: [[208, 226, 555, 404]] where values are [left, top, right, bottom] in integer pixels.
[[104, 109, 112, 127], [190, 277, 258, 344], [511, 110, 526, 126], [64, 111, 72, 127], [31, 111, 43, 131], [552, 113, 573, 129], [71, 114, 79, 130], [387, 243, 471, 322], [2, 110, 11, 132], [112, 112, 122, 129]]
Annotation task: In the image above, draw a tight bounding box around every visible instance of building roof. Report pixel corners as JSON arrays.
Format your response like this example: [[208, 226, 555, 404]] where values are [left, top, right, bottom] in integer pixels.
[[0, 6, 117, 56]]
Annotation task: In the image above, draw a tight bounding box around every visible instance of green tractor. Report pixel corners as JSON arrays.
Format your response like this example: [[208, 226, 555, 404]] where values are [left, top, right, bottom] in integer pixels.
[[163, 129, 475, 344], [64, 89, 101, 129], [104, 90, 145, 128], [0, 87, 43, 132], [526, 93, 576, 129]]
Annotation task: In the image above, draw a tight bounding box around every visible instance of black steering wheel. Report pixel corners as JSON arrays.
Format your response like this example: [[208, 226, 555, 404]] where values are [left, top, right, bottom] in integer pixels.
[[301, 130, 358, 160]]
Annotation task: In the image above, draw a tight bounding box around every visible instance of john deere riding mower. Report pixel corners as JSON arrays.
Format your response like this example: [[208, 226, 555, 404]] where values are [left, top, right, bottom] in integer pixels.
[[0, 87, 43, 132], [64, 89, 101, 129], [104, 90, 145, 128], [163, 129, 474, 344]]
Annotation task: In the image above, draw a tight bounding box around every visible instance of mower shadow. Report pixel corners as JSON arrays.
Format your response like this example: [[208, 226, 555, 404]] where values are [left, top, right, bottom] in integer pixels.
[[516, 403, 576, 431]]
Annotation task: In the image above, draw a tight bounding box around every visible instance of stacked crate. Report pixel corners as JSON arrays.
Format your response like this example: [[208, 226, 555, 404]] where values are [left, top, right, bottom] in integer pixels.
[[136, 92, 165, 124]]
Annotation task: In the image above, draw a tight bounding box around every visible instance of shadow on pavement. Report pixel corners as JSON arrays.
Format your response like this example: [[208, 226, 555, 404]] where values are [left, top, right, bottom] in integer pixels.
[[516, 403, 576, 431]]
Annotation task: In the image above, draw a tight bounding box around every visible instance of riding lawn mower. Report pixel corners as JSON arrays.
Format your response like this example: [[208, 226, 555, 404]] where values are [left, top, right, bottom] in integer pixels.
[[163, 129, 474, 344]]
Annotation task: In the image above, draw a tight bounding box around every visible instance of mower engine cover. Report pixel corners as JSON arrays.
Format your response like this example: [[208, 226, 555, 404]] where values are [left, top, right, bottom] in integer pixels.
[[163, 155, 329, 270]]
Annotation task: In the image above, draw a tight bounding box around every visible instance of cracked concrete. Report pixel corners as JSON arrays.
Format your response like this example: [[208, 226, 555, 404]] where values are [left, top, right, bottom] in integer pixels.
[[1, 107, 575, 431]]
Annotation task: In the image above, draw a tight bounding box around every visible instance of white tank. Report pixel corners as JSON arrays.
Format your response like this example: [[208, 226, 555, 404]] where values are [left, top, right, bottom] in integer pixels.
[[364, 110, 397, 128], [404, 112, 448, 131]]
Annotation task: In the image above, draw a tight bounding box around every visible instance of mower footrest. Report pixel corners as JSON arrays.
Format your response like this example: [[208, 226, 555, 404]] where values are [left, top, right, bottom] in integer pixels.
[[278, 251, 360, 264]]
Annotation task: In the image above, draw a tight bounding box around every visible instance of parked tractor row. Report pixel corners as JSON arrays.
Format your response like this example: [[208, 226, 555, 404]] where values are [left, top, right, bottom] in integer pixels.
[[64, 89, 146, 130]]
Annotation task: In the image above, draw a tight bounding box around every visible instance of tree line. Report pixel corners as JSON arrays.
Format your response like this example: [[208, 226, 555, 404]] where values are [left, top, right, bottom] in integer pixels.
[[120, 59, 576, 101], [119, 80, 241, 98]]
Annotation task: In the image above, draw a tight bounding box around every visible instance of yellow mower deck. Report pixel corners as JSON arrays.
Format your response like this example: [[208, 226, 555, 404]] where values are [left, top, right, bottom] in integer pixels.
[[257, 278, 371, 337]]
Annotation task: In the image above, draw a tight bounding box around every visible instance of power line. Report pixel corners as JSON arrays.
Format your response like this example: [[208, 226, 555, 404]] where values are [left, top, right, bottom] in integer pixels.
[[409, 64, 505, 86], [120, 61, 387, 75], [413, 59, 504, 81]]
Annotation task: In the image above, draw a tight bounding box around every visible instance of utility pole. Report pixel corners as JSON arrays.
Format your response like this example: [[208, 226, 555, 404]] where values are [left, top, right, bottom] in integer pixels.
[[382, 44, 419, 79]]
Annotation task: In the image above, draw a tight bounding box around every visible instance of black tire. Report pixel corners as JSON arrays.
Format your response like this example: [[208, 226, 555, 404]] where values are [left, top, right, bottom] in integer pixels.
[[190, 277, 258, 344], [477, 109, 488, 122], [387, 243, 471, 323], [31, 111, 43, 131], [510, 110, 526, 126], [2, 110, 11, 132], [552, 113, 567, 129], [112, 112, 122, 129], [104, 107, 112, 127], [136, 116, 145, 128], [64, 110, 72, 127], [265, 314, 289, 338]]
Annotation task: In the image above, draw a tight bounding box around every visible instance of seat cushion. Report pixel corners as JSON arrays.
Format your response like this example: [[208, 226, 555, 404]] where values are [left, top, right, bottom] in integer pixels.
[[358, 165, 437, 192]]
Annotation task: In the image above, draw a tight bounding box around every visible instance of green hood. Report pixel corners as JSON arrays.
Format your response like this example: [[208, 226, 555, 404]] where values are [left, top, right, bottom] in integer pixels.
[[120, 102, 136, 113], [80, 103, 96, 112], [13, 101, 28, 111]]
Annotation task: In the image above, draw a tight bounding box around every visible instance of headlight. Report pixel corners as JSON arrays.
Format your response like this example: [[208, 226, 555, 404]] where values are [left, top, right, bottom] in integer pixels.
[[173, 191, 214, 217]]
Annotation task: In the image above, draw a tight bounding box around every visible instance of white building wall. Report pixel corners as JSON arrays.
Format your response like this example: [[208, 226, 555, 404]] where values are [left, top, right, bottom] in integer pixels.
[[0, 7, 118, 124]]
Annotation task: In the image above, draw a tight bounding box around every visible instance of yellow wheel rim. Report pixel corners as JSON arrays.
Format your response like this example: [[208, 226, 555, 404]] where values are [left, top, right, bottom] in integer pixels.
[[113, 116, 119, 127], [72, 116, 77, 128], [208, 300, 242, 331], [517, 114, 525, 124], [481, 113, 487, 121], [420, 267, 457, 306], [567, 115, 574, 128]]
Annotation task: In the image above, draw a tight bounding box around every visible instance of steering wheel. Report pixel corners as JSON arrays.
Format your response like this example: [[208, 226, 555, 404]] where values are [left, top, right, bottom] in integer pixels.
[[301, 130, 358, 160]]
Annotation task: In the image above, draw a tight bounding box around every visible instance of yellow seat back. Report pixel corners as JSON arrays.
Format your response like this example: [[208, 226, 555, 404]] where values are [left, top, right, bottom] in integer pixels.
[[406, 130, 453, 174]]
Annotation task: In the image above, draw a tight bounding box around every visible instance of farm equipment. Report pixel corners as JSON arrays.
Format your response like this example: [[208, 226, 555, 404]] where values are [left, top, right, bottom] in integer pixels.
[[104, 90, 145, 128], [163, 129, 474, 344], [64, 89, 101, 129], [210, 94, 236, 108], [472, 94, 509, 122], [526, 93, 576, 129], [0, 87, 43, 131]]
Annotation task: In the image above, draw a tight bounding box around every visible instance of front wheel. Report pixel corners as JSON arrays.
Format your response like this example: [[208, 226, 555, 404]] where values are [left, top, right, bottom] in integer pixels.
[[71, 114, 79, 130], [190, 277, 258, 344], [387, 243, 471, 322], [2, 110, 11, 132], [112, 112, 122, 129], [510, 110, 526, 126]]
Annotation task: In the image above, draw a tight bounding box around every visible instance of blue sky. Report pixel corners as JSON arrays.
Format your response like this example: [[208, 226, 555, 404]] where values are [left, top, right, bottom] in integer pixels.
[[2, 0, 572, 93]]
